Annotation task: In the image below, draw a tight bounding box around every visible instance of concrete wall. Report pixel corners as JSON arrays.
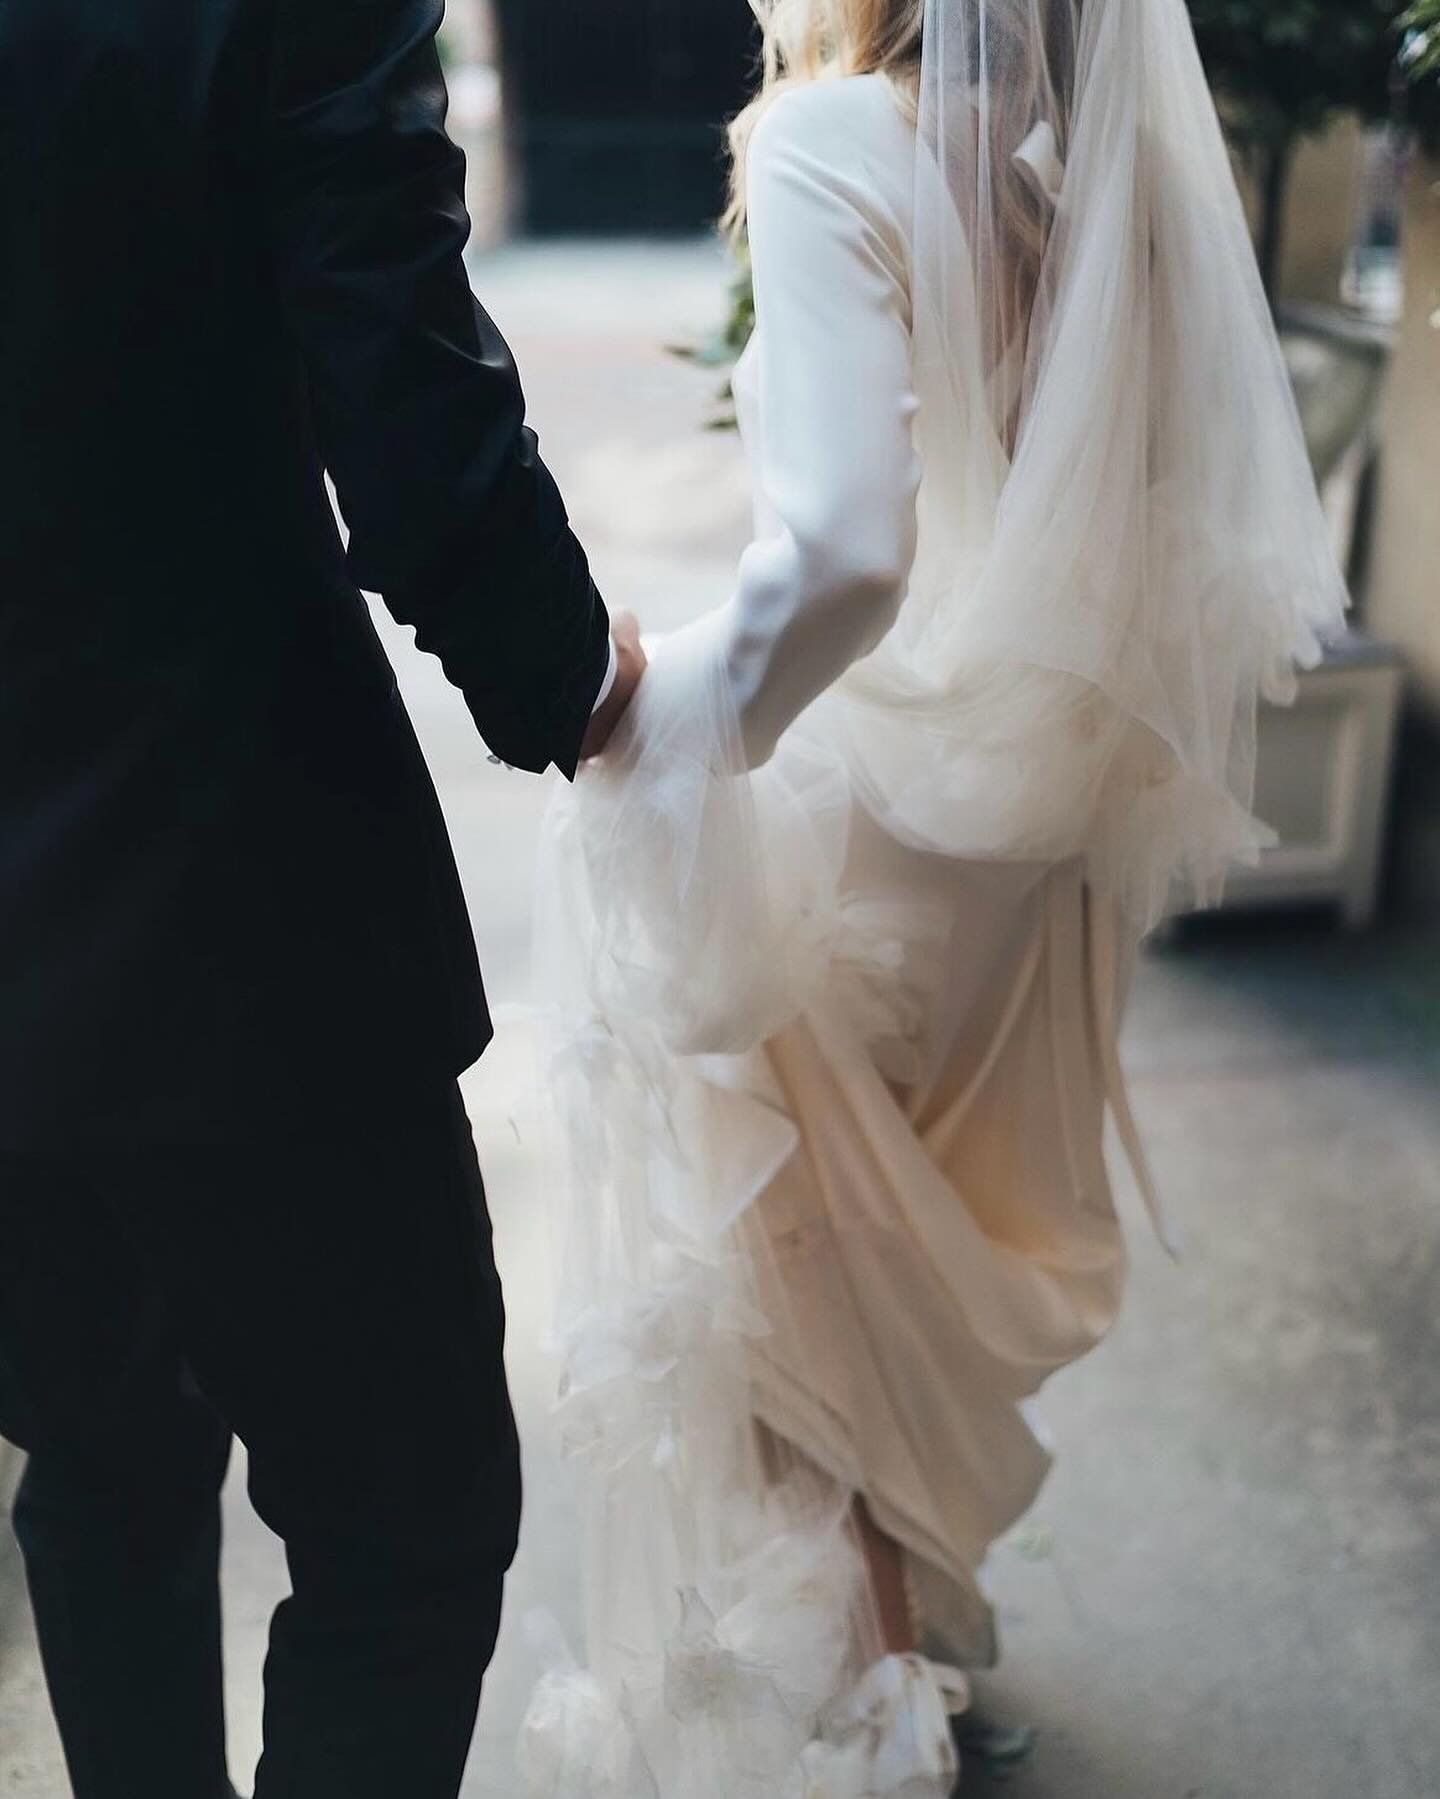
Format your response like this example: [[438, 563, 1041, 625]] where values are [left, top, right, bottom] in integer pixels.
[[1368, 154, 1440, 916], [1231, 118, 1368, 308], [1281, 119, 1369, 306], [1370, 155, 1440, 722]]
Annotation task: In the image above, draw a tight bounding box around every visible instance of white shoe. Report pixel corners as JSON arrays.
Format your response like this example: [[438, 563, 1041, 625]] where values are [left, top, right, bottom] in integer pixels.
[[801, 1653, 970, 1797]]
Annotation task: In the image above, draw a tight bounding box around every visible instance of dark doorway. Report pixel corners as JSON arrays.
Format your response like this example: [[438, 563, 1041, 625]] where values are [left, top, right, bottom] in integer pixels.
[[495, 0, 758, 234]]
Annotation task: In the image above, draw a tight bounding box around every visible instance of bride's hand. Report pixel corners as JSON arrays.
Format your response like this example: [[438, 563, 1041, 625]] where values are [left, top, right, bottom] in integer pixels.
[[580, 612, 646, 760]]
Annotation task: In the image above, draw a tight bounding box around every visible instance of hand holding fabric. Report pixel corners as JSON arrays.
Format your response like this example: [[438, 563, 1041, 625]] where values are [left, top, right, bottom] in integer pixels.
[[581, 614, 647, 761]]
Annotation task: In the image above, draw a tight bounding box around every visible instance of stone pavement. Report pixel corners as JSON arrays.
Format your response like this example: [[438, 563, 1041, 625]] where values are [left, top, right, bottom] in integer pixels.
[[2, 243, 1438, 1799]]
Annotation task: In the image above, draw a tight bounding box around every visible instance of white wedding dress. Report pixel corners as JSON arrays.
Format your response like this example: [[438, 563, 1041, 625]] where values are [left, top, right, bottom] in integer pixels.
[[521, 5, 1345, 1795]]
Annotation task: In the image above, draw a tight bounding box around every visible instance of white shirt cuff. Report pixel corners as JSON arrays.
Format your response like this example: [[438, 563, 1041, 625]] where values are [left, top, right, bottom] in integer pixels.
[[590, 638, 619, 715]]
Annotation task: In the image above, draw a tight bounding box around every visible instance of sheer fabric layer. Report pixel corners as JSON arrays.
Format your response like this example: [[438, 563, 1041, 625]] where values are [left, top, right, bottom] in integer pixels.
[[843, 0, 1346, 927]]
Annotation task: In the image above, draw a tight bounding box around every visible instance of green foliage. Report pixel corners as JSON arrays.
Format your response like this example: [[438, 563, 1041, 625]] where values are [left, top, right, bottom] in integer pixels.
[[1187, 1, 1439, 147], [669, 250, 755, 430], [1400, 0, 1440, 80]]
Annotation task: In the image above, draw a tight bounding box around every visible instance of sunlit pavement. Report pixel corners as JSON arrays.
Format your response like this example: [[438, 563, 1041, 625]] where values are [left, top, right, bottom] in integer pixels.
[[3, 242, 1438, 1799]]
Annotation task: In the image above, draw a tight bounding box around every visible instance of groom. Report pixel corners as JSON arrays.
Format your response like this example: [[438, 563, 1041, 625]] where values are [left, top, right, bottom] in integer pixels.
[[0, 2, 641, 1796]]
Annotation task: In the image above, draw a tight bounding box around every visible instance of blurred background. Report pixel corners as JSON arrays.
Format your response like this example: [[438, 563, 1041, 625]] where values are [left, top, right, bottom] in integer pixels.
[[2, 5, 1438, 1797]]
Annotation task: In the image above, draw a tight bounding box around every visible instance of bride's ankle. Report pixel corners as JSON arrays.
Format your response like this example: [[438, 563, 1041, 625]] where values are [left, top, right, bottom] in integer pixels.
[[853, 1494, 919, 1653]]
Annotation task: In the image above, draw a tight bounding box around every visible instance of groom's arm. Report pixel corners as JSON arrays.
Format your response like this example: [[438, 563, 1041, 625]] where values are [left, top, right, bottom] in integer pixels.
[[267, 0, 611, 777]]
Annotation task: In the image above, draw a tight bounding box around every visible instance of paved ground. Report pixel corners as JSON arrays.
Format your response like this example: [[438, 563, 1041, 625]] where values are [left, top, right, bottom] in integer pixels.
[[3, 243, 1438, 1799]]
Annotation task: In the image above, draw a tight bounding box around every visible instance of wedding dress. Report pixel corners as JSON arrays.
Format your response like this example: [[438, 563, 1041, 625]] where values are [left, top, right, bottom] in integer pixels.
[[521, 3, 1344, 1794]]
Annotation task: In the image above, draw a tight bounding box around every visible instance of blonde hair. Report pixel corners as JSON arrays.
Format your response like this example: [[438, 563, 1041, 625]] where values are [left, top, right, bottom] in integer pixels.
[[723, 0, 924, 240]]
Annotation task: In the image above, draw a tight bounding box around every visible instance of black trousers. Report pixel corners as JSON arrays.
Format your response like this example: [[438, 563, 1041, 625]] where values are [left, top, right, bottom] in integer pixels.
[[0, 1084, 521, 1799]]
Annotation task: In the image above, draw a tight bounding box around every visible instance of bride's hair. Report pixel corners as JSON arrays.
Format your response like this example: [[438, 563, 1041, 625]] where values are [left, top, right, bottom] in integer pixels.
[[724, 0, 1078, 293], [723, 0, 924, 241]]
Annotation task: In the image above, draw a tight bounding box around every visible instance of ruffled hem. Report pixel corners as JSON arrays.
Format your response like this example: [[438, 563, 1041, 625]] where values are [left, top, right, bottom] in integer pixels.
[[520, 575, 1315, 1788], [522, 629, 997, 1796]]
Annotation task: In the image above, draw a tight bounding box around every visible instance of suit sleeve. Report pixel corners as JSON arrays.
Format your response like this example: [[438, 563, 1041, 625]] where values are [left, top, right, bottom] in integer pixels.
[[722, 96, 920, 769], [268, 0, 610, 777]]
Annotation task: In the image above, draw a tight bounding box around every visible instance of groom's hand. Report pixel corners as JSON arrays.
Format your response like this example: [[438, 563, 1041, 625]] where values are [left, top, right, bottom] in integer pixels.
[[581, 613, 646, 760]]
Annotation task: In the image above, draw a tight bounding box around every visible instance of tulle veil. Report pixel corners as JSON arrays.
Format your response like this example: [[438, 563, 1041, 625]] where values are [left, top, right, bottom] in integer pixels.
[[518, 1, 1345, 1793]]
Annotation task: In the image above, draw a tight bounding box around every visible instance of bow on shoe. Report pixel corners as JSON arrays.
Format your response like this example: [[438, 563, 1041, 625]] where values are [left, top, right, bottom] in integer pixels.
[[800, 1653, 972, 1798]]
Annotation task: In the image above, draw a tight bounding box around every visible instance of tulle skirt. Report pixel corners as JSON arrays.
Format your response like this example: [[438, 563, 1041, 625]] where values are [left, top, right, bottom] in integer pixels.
[[521, 639, 1165, 1794]]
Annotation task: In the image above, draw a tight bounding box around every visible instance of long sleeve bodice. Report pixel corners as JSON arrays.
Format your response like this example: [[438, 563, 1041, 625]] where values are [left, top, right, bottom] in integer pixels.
[[723, 77, 922, 769]]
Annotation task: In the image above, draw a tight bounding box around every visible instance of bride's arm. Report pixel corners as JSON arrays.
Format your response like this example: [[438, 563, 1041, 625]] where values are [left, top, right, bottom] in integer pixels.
[[723, 89, 921, 769]]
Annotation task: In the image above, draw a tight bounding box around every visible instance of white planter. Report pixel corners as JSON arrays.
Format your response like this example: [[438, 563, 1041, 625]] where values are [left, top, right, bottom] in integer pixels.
[[1218, 633, 1404, 928]]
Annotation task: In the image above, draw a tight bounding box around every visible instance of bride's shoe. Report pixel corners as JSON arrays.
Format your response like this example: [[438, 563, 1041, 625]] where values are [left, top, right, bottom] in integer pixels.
[[801, 1653, 971, 1797]]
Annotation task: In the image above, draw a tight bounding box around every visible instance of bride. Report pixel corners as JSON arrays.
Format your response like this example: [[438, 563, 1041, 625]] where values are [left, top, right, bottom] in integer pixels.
[[522, 0, 1344, 1793]]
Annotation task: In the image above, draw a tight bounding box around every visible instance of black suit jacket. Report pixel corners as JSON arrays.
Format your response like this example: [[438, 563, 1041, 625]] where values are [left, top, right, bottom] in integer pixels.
[[0, 0, 611, 1145]]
